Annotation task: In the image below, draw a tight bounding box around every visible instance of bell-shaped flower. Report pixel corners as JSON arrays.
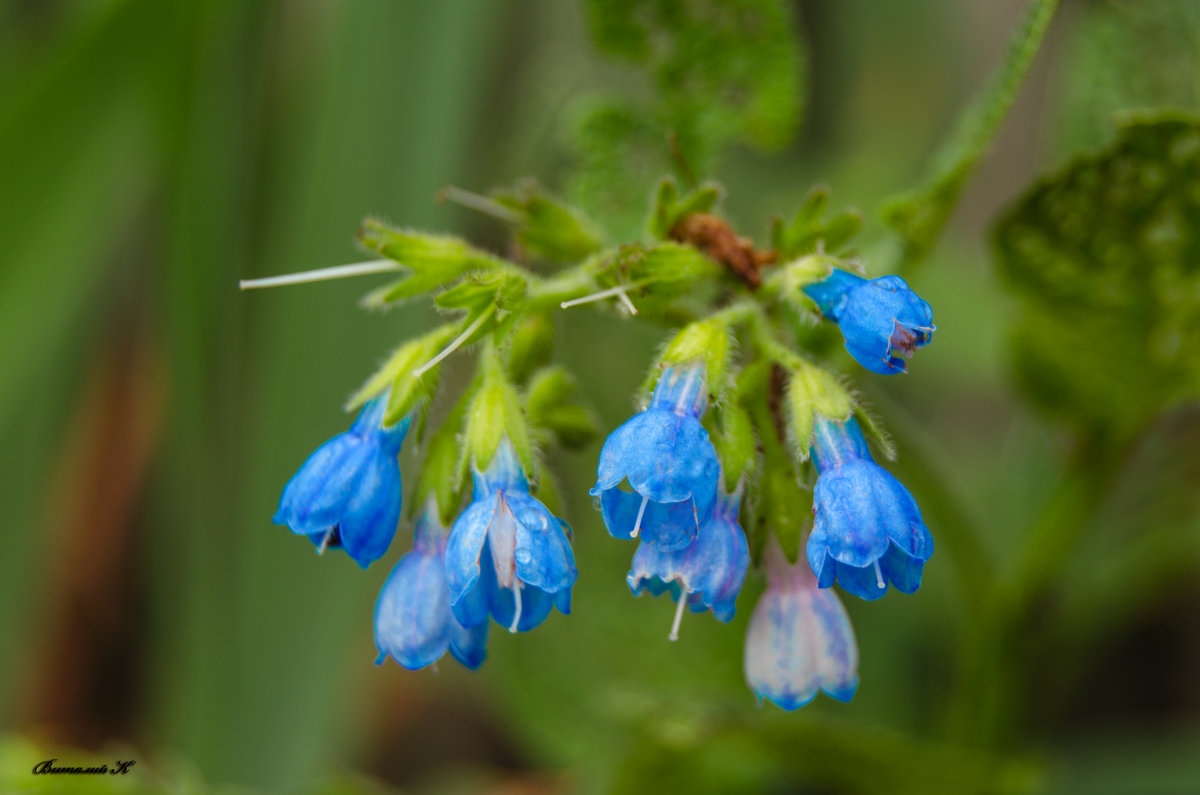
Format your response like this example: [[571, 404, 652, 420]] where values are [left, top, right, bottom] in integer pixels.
[[273, 397, 409, 568], [445, 440, 577, 633], [591, 362, 721, 551], [745, 536, 858, 710], [628, 489, 750, 639], [804, 269, 934, 375], [374, 504, 488, 670], [807, 415, 933, 601]]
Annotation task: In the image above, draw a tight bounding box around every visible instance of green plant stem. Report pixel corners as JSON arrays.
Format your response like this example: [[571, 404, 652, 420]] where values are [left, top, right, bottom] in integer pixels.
[[946, 425, 1139, 746]]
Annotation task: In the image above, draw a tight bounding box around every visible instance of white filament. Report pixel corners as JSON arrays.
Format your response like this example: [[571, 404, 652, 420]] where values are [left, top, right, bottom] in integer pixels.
[[631, 495, 650, 538], [317, 528, 334, 555], [439, 186, 523, 224], [873, 559, 885, 589], [239, 260, 398, 290], [668, 594, 687, 642], [509, 584, 523, 634], [413, 312, 490, 378], [560, 285, 639, 315]]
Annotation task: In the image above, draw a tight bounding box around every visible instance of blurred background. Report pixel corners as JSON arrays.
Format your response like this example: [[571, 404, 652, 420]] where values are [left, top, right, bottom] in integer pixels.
[[1, 0, 1198, 793]]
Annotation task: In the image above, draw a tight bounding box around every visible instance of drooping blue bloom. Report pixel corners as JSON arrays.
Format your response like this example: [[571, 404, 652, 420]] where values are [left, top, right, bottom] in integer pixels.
[[591, 362, 721, 551], [807, 415, 933, 601], [803, 269, 935, 375], [628, 489, 750, 632], [374, 504, 488, 670], [445, 440, 576, 633], [745, 537, 858, 710], [273, 397, 409, 568]]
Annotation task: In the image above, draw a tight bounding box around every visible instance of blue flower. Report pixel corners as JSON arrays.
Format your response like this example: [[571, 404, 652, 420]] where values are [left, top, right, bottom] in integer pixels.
[[628, 490, 750, 636], [374, 504, 488, 670], [803, 269, 935, 375], [745, 537, 859, 710], [591, 362, 721, 551], [445, 440, 576, 633], [806, 415, 933, 601], [273, 397, 409, 568]]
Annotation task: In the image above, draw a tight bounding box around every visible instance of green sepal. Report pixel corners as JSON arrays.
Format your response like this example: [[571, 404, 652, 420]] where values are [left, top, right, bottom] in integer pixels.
[[490, 179, 606, 263], [526, 367, 599, 448], [344, 324, 458, 424], [736, 358, 809, 565], [466, 345, 536, 476], [770, 186, 863, 259], [647, 177, 724, 239], [759, 463, 809, 564], [412, 385, 476, 525], [785, 361, 852, 463], [764, 253, 837, 309], [853, 400, 896, 461], [434, 269, 527, 314], [709, 402, 756, 484], [644, 316, 733, 400], [506, 314, 556, 385], [358, 219, 508, 305], [591, 242, 722, 303]]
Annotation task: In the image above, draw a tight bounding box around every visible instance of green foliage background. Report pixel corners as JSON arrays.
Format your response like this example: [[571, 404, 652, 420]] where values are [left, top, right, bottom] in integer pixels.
[[1, 1, 1198, 793]]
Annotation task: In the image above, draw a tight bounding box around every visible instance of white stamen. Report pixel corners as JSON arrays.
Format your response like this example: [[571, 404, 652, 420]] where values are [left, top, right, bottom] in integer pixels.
[[560, 284, 638, 315], [668, 593, 687, 642], [439, 186, 524, 224], [317, 528, 334, 555], [616, 289, 640, 316], [509, 584, 523, 634], [239, 260, 398, 290], [431, 662, 440, 675], [413, 311, 490, 378], [873, 559, 885, 589], [631, 495, 650, 538]]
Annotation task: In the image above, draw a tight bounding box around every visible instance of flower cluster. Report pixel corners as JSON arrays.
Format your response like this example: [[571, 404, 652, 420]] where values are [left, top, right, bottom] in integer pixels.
[[254, 180, 936, 709], [595, 362, 750, 639]]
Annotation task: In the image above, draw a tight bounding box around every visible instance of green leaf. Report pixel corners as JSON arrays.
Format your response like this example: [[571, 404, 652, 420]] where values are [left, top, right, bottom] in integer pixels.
[[358, 219, 508, 304], [489, 179, 606, 263], [882, 0, 1059, 269], [994, 112, 1200, 426]]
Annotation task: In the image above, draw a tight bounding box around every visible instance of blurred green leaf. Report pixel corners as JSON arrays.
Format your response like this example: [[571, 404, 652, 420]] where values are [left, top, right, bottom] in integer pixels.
[[994, 111, 1200, 427], [570, 0, 805, 235], [883, 0, 1059, 269], [771, 186, 863, 260], [647, 177, 723, 240], [526, 366, 599, 448]]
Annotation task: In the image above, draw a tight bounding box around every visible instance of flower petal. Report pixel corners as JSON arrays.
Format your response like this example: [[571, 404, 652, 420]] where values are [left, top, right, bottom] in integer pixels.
[[600, 488, 702, 550], [446, 495, 499, 625], [338, 450, 402, 568], [373, 550, 451, 670], [508, 492, 578, 593]]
